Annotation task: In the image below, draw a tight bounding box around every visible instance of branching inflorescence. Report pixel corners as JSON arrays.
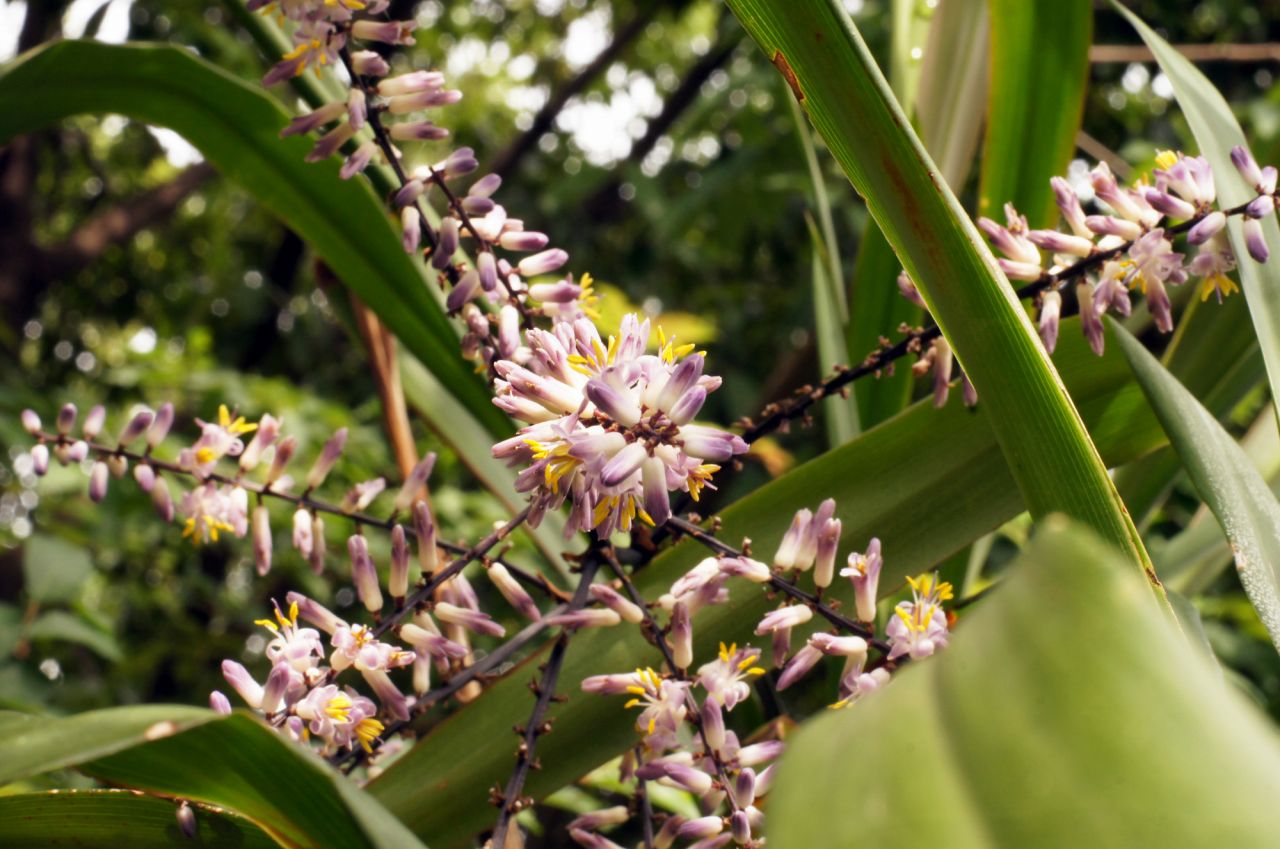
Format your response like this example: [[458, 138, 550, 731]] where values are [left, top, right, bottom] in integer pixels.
[[15, 1, 1280, 846]]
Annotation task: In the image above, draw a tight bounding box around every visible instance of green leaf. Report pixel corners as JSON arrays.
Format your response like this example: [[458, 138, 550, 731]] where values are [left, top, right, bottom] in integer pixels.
[[1114, 291, 1263, 529], [769, 517, 1280, 848], [0, 40, 505, 438], [22, 535, 92, 604], [368, 325, 1170, 848], [1115, 2, 1280, 424], [978, 0, 1092, 225], [914, 0, 988, 192], [848, 0, 988, 429], [724, 0, 1156, 579], [0, 791, 279, 849], [0, 707, 428, 849], [26, 611, 122, 662], [1114, 323, 1280, 652]]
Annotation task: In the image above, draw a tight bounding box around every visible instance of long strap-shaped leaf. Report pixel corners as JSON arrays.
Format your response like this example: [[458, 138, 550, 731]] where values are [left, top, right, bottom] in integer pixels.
[[723, 0, 1158, 585], [0, 40, 507, 438], [1114, 323, 1280, 652], [1113, 3, 1280, 428], [0, 707, 428, 849]]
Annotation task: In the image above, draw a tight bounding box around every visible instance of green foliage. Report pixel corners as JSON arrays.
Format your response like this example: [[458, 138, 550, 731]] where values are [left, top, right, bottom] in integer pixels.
[[2, 707, 427, 849], [1115, 324, 1280, 652], [769, 517, 1280, 848], [979, 0, 1092, 226], [1116, 2, 1280, 423], [723, 0, 1154, 577], [0, 791, 278, 849], [0, 39, 504, 437]]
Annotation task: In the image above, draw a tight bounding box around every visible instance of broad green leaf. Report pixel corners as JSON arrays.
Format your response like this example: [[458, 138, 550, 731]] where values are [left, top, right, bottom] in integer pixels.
[[849, 0, 987, 429], [888, 0, 931, 115], [0, 40, 506, 438], [723, 0, 1156, 578], [22, 535, 92, 604], [1116, 3, 1280, 424], [0, 791, 279, 849], [769, 517, 1280, 848], [1114, 291, 1263, 528], [26, 611, 122, 662], [369, 325, 1169, 848], [978, 0, 1092, 225], [1157, 410, 1280, 595], [0, 707, 428, 849], [1114, 323, 1280, 651]]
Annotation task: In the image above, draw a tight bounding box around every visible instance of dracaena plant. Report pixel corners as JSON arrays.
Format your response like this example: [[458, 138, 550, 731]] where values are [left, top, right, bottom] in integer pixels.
[[7, 1, 1280, 848]]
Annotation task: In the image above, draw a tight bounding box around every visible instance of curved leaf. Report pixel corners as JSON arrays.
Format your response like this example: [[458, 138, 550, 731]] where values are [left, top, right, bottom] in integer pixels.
[[769, 517, 1280, 848], [1115, 3, 1280, 425], [978, 0, 1092, 225], [1, 707, 427, 849], [723, 0, 1155, 576], [0, 791, 278, 849], [1114, 323, 1280, 652], [0, 40, 506, 438], [368, 325, 1169, 847]]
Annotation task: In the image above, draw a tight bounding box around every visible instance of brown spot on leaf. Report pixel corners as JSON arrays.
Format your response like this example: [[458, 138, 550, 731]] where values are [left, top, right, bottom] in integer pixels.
[[773, 51, 804, 102]]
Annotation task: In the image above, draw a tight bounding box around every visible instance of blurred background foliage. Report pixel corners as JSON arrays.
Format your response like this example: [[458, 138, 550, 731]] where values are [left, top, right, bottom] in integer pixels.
[[2, 0, 1280, 752]]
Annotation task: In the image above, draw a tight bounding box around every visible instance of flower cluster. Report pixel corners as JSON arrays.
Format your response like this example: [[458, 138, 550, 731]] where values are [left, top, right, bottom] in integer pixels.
[[491, 314, 748, 537], [975, 147, 1276, 353], [576, 503, 952, 847], [256, 0, 593, 369]]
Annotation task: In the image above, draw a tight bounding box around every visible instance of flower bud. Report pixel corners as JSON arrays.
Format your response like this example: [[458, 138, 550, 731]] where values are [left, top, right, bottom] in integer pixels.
[[291, 508, 312, 559], [177, 801, 197, 839], [670, 601, 693, 669], [488, 562, 540, 621], [401, 206, 422, 254], [434, 602, 505, 637], [1038, 289, 1062, 354], [148, 402, 174, 448], [304, 512, 324, 574], [432, 217, 459, 269], [733, 768, 757, 808], [468, 173, 501, 198], [209, 690, 232, 715], [755, 604, 812, 634], [500, 230, 549, 252], [107, 454, 128, 478], [349, 535, 383, 614], [701, 697, 725, 753], [588, 584, 644, 623], [21, 409, 41, 435], [286, 591, 344, 634], [517, 248, 569, 278], [567, 806, 630, 832], [773, 509, 812, 571], [57, 403, 77, 435], [389, 524, 412, 599], [66, 440, 89, 464], [413, 500, 438, 575], [393, 453, 436, 514], [545, 608, 623, 629], [730, 811, 752, 845], [117, 408, 154, 447], [678, 817, 724, 841], [31, 443, 49, 476], [477, 251, 498, 291], [306, 428, 347, 490], [814, 516, 841, 588], [133, 462, 156, 493], [82, 405, 106, 440], [152, 476, 174, 521], [260, 663, 291, 714], [239, 414, 280, 472], [252, 505, 272, 576], [88, 461, 109, 502], [221, 660, 263, 708], [266, 435, 296, 486], [1245, 217, 1269, 263], [777, 644, 823, 691]]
